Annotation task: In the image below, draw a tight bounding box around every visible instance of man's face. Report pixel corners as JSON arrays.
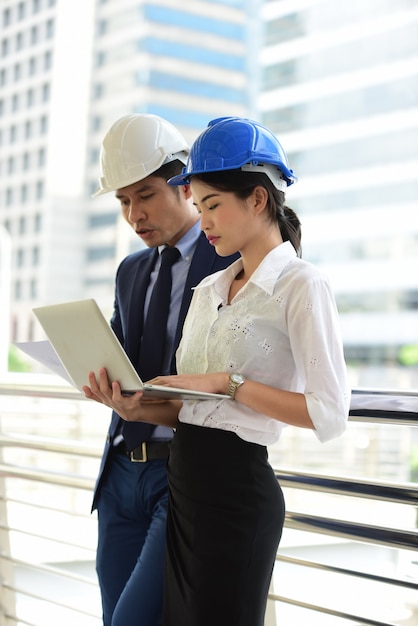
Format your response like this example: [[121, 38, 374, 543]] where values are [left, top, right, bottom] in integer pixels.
[[115, 176, 198, 247]]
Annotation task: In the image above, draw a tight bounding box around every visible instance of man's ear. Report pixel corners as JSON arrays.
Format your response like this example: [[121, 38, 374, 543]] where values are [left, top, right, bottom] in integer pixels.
[[182, 184, 192, 199]]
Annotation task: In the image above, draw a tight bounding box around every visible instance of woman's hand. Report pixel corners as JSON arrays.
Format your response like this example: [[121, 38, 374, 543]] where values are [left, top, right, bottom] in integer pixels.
[[149, 372, 229, 396], [82, 368, 179, 427]]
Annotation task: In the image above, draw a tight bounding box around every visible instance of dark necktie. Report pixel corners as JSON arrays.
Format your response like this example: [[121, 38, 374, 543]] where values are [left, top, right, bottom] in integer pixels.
[[122, 246, 181, 450]]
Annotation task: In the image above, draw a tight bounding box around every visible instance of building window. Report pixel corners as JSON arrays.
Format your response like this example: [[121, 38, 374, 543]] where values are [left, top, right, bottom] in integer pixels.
[[42, 83, 50, 101], [6, 188, 13, 206], [12, 93, 19, 111], [20, 184, 28, 203], [30, 26, 38, 45], [92, 116, 101, 131], [97, 20, 107, 36], [18, 3, 25, 20], [10, 125, 17, 142], [96, 51, 106, 66], [38, 147, 45, 167], [46, 19, 54, 38], [93, 83, 103, 99], [19, 216, 26, 234], [32, 246, 40, 266], [29, 56, 36, 75], [36, 180, 44, 200], [90, 147, 99, 164], [40, 115, 48, 134], [16, 32, 24, 51], [2, 39, 9, 57], [30, 278, 37, 299], [33, 0, 40, 14], [17, 248, 25, 267], [7, 157, 15, 174], [89, 212, 118, 228], [0, 69, 5, 86], [23, 152, 30, 170], [87, 246, 116, 261], [44, 50, 52, 70], [27, 88, 34, 106], [14, 63, 21, 81], [24, 120, 32, 138], [3, 8, 11, 26], [34, 213, 42, 232]]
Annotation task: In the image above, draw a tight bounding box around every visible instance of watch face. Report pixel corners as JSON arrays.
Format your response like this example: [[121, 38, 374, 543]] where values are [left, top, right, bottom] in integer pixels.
[[231, 373, 245, 384]]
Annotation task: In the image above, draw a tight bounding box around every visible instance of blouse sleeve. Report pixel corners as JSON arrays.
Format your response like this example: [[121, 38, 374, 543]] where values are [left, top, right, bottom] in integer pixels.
[[287, 271, 351, 442]]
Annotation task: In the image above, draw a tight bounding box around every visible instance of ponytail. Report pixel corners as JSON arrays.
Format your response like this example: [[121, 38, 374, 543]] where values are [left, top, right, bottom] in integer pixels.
[[281, 205, 302, 257]]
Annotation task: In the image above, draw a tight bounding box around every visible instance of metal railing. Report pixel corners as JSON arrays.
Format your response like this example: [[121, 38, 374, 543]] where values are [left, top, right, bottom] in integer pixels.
[[0, 376, 417, 626]]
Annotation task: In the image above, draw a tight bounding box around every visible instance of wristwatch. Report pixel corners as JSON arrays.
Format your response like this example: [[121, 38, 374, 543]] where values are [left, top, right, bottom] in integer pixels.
[[228, 373, 245, 399]]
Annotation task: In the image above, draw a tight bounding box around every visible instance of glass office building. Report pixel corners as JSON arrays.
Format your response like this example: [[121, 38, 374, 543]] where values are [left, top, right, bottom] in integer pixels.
[[260, 0, 418, 387], [0, 0, 254, 342]]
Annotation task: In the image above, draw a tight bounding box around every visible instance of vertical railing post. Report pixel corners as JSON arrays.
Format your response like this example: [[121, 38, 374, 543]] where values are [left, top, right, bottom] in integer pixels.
[[0, 456, 17, 624], [265, 576, 277, 626]]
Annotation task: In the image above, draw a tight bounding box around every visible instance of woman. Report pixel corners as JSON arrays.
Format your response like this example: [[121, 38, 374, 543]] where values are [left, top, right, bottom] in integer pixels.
[[84, 116, 350, 626]]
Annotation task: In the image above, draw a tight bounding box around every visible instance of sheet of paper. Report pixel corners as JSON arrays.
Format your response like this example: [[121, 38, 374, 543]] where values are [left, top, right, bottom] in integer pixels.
[[14, 340, 74, 386]]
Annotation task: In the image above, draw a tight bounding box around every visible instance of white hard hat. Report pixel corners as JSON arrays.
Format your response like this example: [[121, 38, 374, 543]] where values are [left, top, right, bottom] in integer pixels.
[[92, 114, 190, 197]]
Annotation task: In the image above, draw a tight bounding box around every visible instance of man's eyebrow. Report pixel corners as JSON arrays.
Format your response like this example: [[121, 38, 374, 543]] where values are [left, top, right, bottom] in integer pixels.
[[192, 193, 219, 206], [115, 184, 154, 199]]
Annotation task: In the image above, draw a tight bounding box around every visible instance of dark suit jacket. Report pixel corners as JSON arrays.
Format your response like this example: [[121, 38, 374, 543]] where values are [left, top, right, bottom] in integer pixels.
[[92, 231, 239, 509]]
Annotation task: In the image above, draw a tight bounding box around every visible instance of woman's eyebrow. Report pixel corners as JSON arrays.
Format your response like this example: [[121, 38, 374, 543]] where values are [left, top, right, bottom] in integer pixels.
[[192, 193, 219, 206]]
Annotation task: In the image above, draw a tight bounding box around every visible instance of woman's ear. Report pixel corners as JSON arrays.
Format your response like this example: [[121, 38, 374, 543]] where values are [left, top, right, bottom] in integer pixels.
[[252, 185, 268, 215]]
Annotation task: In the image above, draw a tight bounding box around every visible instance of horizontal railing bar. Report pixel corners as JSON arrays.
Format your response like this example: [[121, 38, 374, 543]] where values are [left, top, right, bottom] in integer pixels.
[[276, 470, 418, 505], [0, 522, 95, 554], [0, 433, 102, 458], [2, 612, 37, 626], [0, 494, 96, 520], [2, 435, 416, 505], [1, 553, 97, 586], [285, 511, 418, 550], [276, 554, 418, 590], [2, 461, 415, 518], [0, 381, 84, 400], [0, 463, 95, 490], [348, 412, 417, 425], [1, 581, 100, 618], [268, 592, 399, 626], [352, 388, 418, 397], [2, 467, 416, 551]]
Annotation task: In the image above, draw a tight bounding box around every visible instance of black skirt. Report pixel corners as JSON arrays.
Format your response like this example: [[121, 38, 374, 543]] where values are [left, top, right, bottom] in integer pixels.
[[163, 422, 285, 626]]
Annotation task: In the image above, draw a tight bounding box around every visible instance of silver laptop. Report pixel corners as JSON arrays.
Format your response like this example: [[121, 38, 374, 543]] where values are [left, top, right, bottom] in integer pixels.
[[32, 299, 230, 401]]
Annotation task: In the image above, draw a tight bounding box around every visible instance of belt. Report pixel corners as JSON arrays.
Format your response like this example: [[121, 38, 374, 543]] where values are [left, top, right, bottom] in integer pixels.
[[115, 440, 170, 463]]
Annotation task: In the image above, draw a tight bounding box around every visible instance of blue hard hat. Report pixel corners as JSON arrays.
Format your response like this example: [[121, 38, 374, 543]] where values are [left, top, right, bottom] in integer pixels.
[[168, 116, 297, 188]]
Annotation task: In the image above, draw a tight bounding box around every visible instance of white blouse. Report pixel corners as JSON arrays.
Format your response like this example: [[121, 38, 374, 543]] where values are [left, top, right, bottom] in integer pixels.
[[176, 241, 351, 446]]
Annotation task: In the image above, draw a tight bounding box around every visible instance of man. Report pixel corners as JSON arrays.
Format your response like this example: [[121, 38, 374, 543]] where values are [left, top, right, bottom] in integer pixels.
[[91, 113, 238, 626]]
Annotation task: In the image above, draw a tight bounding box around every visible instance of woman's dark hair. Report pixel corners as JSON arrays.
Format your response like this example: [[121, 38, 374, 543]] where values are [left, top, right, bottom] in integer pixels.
[[193, 170, 302, 257]]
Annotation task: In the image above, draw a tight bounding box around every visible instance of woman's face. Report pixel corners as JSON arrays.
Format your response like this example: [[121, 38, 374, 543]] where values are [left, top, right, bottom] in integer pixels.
[[190, 179, 261, 257]]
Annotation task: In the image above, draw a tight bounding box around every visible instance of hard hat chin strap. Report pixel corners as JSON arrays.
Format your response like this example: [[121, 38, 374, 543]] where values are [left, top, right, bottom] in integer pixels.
[[240, 163, 287, 192]]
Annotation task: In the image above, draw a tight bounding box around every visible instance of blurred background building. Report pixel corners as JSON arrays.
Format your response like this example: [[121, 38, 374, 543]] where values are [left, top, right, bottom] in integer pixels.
[[1, 0, 418, 389]]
